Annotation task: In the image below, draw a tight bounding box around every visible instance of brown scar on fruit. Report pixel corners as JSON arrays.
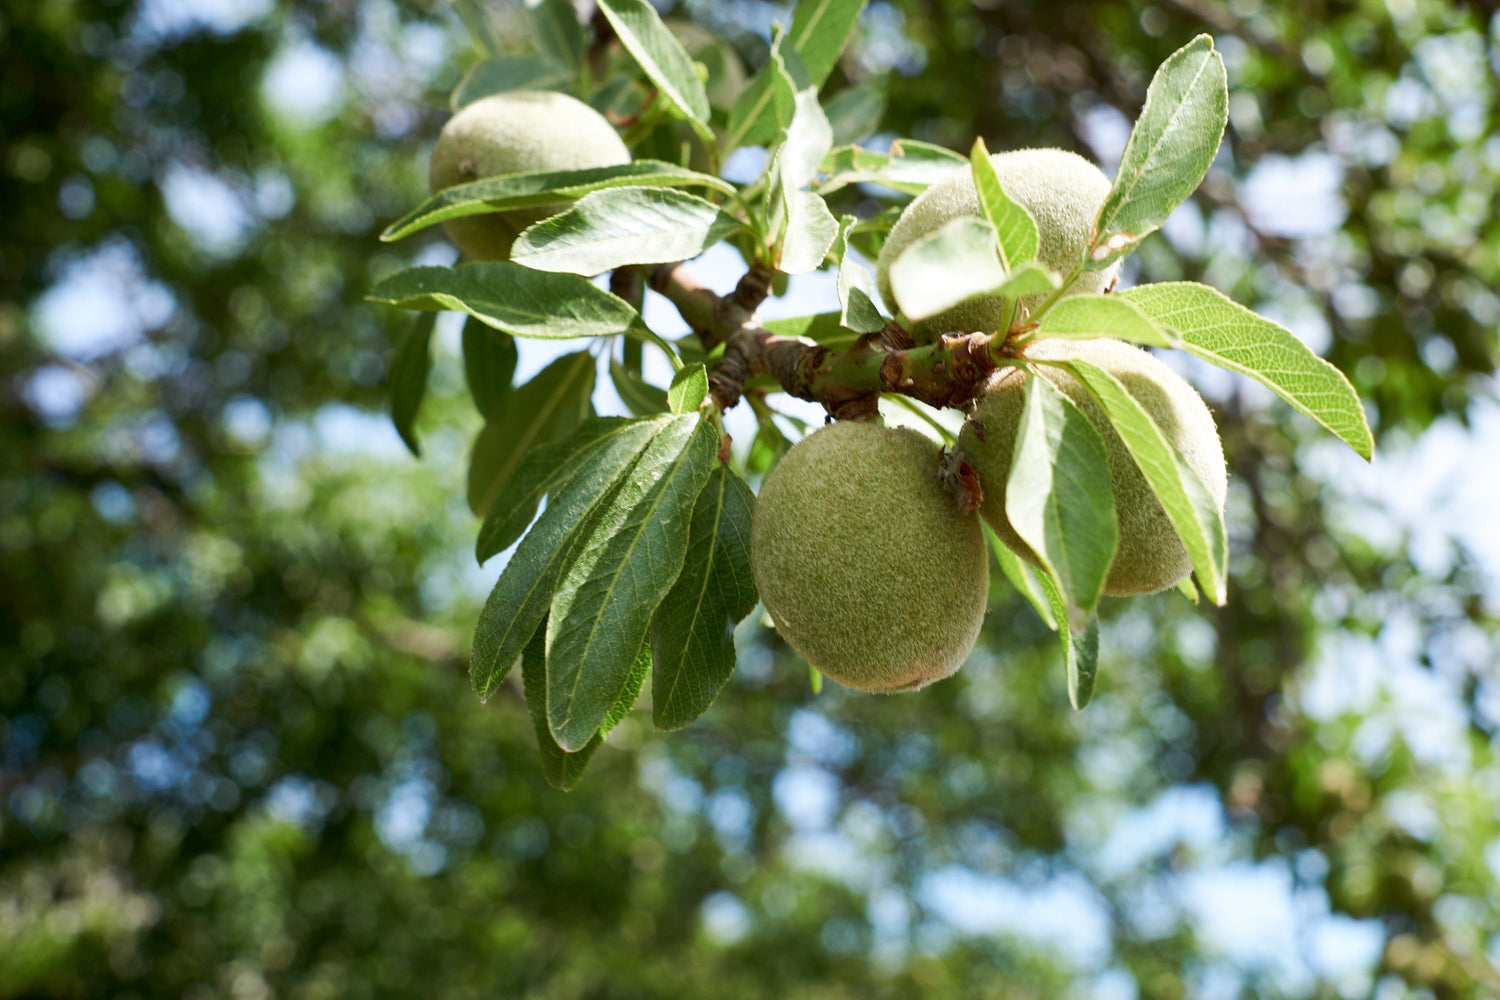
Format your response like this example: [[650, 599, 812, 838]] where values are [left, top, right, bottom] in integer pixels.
[[938, 449, 983, 515]]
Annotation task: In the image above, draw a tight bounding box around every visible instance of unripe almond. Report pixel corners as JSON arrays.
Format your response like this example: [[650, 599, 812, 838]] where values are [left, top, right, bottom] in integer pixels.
[[876, 148, 1120, 340], [428, 91, 631, 261], [957, 337, 1227, 596], [751, 422, 988, 692]]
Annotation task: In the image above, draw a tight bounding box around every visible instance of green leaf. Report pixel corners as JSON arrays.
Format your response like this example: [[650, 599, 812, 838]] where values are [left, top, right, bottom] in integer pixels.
[[886, 217, 1004, 321], [834, 216, 886, 333], [1056, 357, 1228, 604], [1089, 35, 1227, 270], [451, 55, 573, 109], [824, 85, 886, 146], [598, 0, 712, 135], [1118, 281, 1373, 460], [817, 139, 967, 196], [600, 641, 651, 738], [722, 43, 796, 154], [1005, 374, 1118, 622], [389, 312, 435, 457], [511, 188, 743, 275], [529, 0, 586, 72], [470, 417, 669, 699], [650, 464, 758, 730], [462, 317, 517, 419], [778, 189, 840, 274], [1034, 294, 1182, 348], [1028, 565, 1100, 710], [547, 415, 718, 750], [610, 359, 669, 417], [668, 363, 709, 414], [476, 417, 659, 563], [522, 620, 603, 790], [369, 262, 639, 340], [382, 161, 736, 242], [969, 137, 1038, 271], [787, 0, 867, 87], [761, 311, 861, 349], [467, 349, 596, 516], [985, 525, 1056, 630]]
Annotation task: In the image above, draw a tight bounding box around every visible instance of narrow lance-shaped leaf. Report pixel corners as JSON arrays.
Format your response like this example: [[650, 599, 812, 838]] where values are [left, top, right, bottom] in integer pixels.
[[787, 0, 867, 88], [522, 620, 602, 790], [476, 417, 655, 564], [722, 39, 796, 154], [451, 55, 572, 110], [610, 359, 669, 417], [511, 188, 743, 275], [668, 363, 708, 414], [547, 415, 718, 751], [598, 0, 712, 136], [778, 189, 840, 274], [382, 161, 736, 242], [462, 317, 517, 419], [833, 216, 886, 333], [601, 642, 651, 739], [817, 139, 968, 196], [1034, 294, 1182, 348], [1027, 560, 1100, 710], [529, 0, 585, 72], [467, 349, 596, 516], [985, 525, 1056, 630], [1056, 357, 1228, 604], [470, 417, 668, 700], [777, 87, 834, 194], [1005, 374, 1118, 622], [970, 137, 1038, 271], [1089, 34, 1227, 270], [1118, 281, 1373, 459], [650, 465, 758, 731], [389, 311, 435, 456], [369, 262, 639, 340], [825, 85, 886, 146]]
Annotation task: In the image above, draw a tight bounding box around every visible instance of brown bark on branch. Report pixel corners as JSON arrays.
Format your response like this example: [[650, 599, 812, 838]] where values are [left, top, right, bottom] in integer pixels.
[[648, 264, 1021, 421]]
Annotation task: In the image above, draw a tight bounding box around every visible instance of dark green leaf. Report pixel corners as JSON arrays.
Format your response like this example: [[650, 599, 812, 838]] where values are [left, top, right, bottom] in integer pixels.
[[1089, 35, 1227, 270], [1005, 374, 1118, 622], [547, 415, 718, 750], [667, 363, 708, 414], [970, 136, 1038, 271], [522, 620, 603, 790], [787, 0, 867, 88], [598, 0, 712, 135], [389, 312, 435, 457], [601, 642, 650, 738], [381, 161, 734, 242], [1118, 281, 1373, 459], [467, 350, 596, 516], [451, 55, 573, 110], [650, 465, 758, 730], [369, 262, 639, 339], [610, 359, 669, 417], [511, 188, 744, 275], [1057, 357, 1229, 605], [470, 416, 669, 699], [529, 0, 586, 72], [476, 417, 652, 563], [461, 317, 517, 419]]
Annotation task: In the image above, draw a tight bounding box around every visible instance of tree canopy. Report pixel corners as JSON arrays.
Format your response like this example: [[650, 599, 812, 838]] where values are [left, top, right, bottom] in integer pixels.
[[3, 1, 1498, 998]]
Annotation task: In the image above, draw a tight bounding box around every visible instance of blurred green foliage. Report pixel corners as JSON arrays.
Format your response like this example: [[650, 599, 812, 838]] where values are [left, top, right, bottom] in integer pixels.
[[2, 1, 1497, 998]]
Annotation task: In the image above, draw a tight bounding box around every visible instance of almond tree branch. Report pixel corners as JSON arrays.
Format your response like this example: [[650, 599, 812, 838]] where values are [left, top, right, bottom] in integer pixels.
[[649, 263, 1022, 422]]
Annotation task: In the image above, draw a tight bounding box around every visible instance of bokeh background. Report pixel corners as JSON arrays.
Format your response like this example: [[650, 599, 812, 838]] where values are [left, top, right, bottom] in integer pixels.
[[3, 0, 1499, 997]]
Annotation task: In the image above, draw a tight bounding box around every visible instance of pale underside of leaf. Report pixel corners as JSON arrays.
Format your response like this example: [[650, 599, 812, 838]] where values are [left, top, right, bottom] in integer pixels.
[[511, 187, 743, 275]]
